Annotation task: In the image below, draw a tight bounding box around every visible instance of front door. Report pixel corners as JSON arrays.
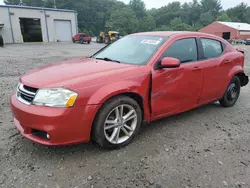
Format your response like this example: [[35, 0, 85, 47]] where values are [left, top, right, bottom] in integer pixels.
[[151, 38, 203, 119]]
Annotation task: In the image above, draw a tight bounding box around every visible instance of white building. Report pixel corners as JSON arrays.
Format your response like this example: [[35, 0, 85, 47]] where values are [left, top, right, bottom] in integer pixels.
[[0, 5, 78, 43]]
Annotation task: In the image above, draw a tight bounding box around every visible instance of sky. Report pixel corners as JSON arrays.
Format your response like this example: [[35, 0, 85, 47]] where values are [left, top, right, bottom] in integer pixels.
[[0, 0, 250, 10]]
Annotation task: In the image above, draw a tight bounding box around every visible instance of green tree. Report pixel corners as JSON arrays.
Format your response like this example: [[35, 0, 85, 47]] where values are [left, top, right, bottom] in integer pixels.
[[107, 7, 138, 35], [217, 13, 232, 22], [183, 0, 202, 26], [22, 0, 45, 7], [4, 0, 20, 5], [200, 0, 222, 17], [227, 3, 248, 23], [156, 25, 172, 31], [153, 2, 181, 27], [129, 0, 146, 19], [200, 11, 216, 26], [136, 14, 156, 32], [169, 17, 194, 31]]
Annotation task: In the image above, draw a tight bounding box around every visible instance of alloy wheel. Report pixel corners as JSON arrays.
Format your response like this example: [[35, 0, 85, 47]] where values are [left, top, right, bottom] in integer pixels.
[[104, 104, 137, 144]]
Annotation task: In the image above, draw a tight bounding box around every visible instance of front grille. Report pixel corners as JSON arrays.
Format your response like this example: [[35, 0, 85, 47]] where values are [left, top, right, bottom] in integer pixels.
[[16, 83, 38, 105], [23, 85, 38, 93]]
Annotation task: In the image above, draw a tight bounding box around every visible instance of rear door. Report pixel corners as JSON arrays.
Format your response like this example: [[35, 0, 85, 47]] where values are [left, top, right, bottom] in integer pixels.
[[198, 38, 230, 103], [151, 38, 204, 119]]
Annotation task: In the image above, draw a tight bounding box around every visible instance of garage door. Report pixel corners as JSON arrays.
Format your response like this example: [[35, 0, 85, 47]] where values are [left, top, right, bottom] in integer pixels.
[[54, 20, 72, 41]]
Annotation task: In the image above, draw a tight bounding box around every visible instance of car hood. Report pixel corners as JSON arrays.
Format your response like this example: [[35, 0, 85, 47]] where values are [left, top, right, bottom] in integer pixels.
[[20, 58, 139, 88]]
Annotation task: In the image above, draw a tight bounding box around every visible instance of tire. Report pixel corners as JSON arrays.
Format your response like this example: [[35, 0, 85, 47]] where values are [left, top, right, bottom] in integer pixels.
[[88, 41, 91, 44], [104, 37, 110, 44], [0, 35, 3, 47], [97, 37, 102, 43], [219, 76, 241, 107], [92, 96, 142, 149]]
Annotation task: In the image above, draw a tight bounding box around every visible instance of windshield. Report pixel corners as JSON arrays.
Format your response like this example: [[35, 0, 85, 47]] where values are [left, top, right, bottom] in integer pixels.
[[93, 35, 168, 65]]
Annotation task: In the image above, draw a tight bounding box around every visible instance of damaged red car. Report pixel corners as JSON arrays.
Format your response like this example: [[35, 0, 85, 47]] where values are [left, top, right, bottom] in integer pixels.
[[10, 31, 249, 149]]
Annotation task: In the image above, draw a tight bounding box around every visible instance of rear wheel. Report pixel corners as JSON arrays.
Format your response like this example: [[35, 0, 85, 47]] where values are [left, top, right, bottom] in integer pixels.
[[219, 76, 241, 107], [92, 96, 142, 149]]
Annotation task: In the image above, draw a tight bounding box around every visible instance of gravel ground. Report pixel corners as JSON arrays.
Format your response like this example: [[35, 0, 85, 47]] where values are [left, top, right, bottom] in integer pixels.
[[0, 42, 250, 188]]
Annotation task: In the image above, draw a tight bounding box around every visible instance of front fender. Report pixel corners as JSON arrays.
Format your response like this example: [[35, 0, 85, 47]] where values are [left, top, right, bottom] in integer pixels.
[[85, 73, 151, 121], [88, 81, 142, 104]]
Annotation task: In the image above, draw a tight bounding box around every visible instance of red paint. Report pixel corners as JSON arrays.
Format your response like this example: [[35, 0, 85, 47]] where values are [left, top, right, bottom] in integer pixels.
[[72, 33, 91, 43], [200, 21, 250, 40], [10, 32, 248, 146], [161, 57, 181, 68]]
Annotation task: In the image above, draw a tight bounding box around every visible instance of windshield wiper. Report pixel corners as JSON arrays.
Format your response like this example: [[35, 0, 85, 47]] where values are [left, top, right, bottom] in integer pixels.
[[95, 57, 120, 63]]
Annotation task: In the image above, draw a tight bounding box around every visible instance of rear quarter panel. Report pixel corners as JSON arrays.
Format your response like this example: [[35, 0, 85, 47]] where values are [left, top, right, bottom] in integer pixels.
[[218, 50, 245, 97]]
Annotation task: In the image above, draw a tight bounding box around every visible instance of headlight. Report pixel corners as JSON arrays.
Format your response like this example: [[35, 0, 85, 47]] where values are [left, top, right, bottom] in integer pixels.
[[33, 88, 78, 107]]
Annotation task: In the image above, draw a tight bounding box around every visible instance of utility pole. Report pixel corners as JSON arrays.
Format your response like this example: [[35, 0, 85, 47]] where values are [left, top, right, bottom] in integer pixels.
[[53, 0, 57, 8], [20, 0, 22, 6]]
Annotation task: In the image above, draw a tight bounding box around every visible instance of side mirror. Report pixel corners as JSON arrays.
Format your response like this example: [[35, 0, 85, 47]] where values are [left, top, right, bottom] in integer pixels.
[[159, 57, 180, 69]]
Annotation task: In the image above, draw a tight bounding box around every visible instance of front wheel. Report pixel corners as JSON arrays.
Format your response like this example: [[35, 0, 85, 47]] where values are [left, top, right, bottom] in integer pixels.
[[219, 76, 241, 107], [104, 37, 110, 44], [92, 96, 142, 149]]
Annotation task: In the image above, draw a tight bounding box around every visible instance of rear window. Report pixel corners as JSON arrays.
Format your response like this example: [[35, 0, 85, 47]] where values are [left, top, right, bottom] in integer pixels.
[[201, 38, 223, 59]]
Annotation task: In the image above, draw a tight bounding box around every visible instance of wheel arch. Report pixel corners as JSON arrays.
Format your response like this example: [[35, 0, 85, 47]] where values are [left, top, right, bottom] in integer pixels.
[[92, 92, 145, 122], [227, 66, 245, 85], [90, 92, 145, 140]]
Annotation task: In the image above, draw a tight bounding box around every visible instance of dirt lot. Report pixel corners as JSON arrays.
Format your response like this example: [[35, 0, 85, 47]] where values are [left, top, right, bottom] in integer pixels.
[[0, 42, 250, 188]]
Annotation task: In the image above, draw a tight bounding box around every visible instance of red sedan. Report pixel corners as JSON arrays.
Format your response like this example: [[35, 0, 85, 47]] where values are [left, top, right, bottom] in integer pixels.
[[11, 32, 249, 149]]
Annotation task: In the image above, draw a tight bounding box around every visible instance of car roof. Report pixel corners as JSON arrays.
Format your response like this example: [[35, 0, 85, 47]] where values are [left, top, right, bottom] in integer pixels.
[[131, 31, 219, 38]]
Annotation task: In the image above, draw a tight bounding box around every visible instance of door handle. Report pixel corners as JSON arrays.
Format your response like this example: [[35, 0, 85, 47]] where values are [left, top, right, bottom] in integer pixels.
[[192, 66, 201, 71]]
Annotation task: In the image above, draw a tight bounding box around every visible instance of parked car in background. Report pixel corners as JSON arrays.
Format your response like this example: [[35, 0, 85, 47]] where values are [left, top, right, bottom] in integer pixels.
[[239, 39, 246, 44], [11, 31, 249, 149], [244, 39, 250, 45], [72, 33, 91, 44]]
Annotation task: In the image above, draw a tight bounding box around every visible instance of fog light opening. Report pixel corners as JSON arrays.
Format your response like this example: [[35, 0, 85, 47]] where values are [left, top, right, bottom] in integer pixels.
[[32, 129, 50, 140]]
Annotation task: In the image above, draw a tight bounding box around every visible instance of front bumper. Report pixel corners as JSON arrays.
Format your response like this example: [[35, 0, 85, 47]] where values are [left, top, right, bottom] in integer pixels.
[[10, 94, 100, 146]]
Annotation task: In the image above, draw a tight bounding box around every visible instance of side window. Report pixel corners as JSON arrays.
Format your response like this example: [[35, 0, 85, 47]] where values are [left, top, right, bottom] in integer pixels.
[[162, 38, 198, 63], [201, 38, 223, 59]]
